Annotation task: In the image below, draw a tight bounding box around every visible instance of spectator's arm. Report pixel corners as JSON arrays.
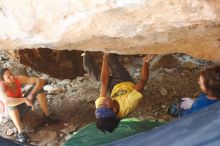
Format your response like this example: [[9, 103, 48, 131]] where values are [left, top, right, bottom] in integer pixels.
[[0, 84, 33, 107], [17, 75, 45, 100]]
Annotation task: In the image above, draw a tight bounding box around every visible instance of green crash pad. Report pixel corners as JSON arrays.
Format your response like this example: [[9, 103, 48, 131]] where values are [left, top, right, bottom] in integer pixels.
[[63, 118, 165, 146]]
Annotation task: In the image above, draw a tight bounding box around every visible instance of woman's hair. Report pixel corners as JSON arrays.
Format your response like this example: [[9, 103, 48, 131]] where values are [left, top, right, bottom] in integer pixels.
[[96, 117, 120, 133], [0, 68, 9, 81], [200, 66, 220, 99]]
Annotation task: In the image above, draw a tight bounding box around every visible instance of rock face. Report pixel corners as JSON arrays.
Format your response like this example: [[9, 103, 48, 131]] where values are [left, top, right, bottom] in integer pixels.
[[8, 49, 85, 79], [150, 54, 180, 71], [0, 0, 220, 60]]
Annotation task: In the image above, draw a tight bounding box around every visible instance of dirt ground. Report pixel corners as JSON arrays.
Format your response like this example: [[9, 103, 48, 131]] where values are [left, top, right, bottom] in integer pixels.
[[0, 52, 213, 146]]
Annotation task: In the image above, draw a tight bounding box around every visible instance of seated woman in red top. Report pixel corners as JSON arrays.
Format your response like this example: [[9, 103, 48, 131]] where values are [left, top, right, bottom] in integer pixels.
[[0, 68, 57, 143]]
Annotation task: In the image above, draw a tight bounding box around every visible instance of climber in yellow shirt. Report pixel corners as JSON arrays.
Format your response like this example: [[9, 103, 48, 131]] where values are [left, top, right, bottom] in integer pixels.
[[94, 53, 154, 133]]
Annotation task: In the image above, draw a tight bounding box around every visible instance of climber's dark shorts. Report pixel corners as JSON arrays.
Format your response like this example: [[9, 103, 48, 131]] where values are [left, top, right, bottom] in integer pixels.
[[108, 54, 134, 92]]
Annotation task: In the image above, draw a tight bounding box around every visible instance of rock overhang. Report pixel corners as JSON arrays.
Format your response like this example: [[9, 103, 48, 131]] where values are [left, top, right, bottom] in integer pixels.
[[0, 0, 220, 61]]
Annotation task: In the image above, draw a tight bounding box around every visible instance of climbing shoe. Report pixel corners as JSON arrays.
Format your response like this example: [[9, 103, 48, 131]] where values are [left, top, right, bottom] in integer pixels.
[[16, 132, 29, 144], [168, 102, 180, 117], [43, 114, 59, 125]]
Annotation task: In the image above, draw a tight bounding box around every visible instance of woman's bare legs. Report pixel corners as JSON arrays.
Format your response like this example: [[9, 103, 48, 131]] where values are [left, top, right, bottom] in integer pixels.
[[8, 109, 23, 133], [36, 93, 49, 116]]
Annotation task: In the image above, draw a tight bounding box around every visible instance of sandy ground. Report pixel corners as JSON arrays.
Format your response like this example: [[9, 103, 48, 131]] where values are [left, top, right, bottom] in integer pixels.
[[0, 52, 212, 146]]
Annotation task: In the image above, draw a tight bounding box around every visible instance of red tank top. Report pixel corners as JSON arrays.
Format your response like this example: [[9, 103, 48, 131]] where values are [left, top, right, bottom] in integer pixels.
[[0, 79, 22, 113], [1, 79, 22, 98]]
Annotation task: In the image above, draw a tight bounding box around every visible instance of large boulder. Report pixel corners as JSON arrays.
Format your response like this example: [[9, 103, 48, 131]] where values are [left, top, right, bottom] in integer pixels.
[[0, 0, 220, 61]]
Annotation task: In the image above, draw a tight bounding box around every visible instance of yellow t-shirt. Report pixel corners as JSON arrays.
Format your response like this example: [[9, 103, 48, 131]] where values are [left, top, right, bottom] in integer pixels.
[[95, 82, 143, 118], [95, 82, 135, 108], [111, 82, 143, 118]]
